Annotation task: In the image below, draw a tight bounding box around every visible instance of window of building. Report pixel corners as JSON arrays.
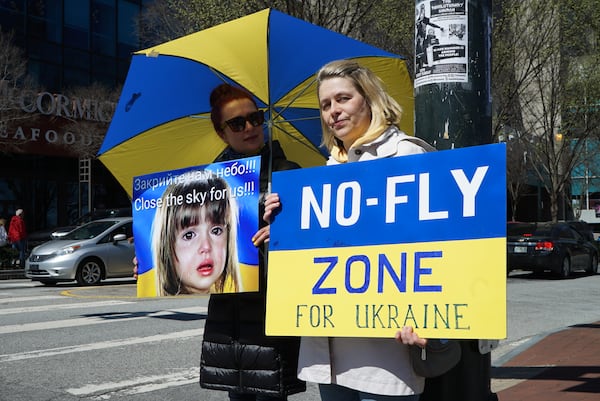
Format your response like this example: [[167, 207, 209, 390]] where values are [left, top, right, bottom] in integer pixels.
[[117, 58, 131, 81], [65, 0, 90, 30], [64, 47, 91, 70], [91, 0, 116, 56], [27, 37, 62, 64], [92, 53, 116, 84], [27, 0, 61, 42], [64, 0, 90, 50], [64, 25, 90, 49], [29, 59, 61, 90], [64, 67, 90, 87], [118, 0, 139, 47], [92, 33, 115, 56], [0, 0, 25, 10], [0, 1, 25, 35]]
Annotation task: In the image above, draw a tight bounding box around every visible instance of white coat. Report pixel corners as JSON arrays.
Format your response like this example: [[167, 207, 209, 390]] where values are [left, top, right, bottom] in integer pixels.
[[297, 125, 430, 396]]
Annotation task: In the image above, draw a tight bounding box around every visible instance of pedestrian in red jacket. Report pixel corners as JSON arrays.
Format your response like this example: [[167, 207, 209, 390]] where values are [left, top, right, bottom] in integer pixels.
[[8, 209, 27, 266]]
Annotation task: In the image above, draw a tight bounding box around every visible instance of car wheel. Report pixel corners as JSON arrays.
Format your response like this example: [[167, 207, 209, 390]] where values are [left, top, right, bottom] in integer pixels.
[[76, 258, 104, 286], [589, 254, 599, 275], [558, 256, 571, 279]]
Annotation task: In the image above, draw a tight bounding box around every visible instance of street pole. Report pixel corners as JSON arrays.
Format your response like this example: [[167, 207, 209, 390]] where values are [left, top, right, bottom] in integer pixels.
[[414, 1, 496, 400], [79, 157, 91, 217]]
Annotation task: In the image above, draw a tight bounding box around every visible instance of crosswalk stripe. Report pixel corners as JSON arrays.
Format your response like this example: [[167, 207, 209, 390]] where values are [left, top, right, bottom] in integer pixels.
[[0, 281, 38, 289], [0, 300, 132, 315], [0, 328, 204, 363], [0, 305, 207, 335], [0, 295, 63, 304], [66, 367, 199, 398]]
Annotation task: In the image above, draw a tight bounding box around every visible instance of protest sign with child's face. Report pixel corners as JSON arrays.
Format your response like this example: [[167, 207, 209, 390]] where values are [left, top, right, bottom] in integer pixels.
[[133, 156, 261, 297]]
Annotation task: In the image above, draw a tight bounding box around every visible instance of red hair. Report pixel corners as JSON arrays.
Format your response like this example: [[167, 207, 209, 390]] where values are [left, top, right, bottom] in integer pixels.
[[209, 84, 258, 133]]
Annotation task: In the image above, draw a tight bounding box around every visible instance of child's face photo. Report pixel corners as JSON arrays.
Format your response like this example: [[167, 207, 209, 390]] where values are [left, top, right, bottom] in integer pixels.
[[173, 209, 228, 293]]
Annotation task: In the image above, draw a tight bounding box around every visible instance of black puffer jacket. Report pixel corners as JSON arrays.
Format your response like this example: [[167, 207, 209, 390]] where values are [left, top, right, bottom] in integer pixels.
[[200, 141, 306, 397]]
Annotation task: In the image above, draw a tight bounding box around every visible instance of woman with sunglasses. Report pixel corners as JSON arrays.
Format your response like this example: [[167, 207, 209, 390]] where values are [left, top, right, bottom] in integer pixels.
[[199, 83, 305, 401]]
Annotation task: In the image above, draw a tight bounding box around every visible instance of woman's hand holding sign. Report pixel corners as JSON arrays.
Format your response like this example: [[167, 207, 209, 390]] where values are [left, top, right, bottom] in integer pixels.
[[396, 326, 428, 348], [251, 226, 270, 246], [263, 193, 281, 224], [251, 193, 281, 246]]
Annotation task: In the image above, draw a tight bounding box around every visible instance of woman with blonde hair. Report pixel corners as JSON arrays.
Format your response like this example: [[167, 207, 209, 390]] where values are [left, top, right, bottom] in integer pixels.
[[318, 59, 434, 165], [265, 59, 434, 401]]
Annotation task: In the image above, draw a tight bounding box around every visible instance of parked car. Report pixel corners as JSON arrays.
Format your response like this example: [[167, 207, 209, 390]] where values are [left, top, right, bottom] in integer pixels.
[[51, 207, 132, 239], [25, 217, 134, 286], [507, 221, 599, 278], [28, 207, 132, 250], [585, 222, 600, 240], [566, 220, 596, 242]]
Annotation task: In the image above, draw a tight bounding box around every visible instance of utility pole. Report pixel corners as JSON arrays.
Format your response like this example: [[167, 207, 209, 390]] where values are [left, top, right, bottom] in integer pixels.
[[414, 1, 496, 400]]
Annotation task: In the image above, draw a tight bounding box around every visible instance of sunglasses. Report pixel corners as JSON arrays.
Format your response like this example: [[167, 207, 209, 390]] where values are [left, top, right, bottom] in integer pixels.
[[221, 110, 265, 132]]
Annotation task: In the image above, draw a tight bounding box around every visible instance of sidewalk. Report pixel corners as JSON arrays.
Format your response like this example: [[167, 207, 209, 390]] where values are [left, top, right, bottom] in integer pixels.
[[493, 321, 600, 400]]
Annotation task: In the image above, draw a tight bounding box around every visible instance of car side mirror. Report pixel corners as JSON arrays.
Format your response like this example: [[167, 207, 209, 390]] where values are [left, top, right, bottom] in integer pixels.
[[113, 233, 127, 243]]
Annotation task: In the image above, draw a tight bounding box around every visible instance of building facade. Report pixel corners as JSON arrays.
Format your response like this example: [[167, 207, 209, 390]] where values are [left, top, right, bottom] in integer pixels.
[[0, 0, 151, 237]]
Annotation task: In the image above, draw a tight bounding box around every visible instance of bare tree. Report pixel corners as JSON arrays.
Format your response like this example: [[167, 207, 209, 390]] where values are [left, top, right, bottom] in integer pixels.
[[136, 0, 406, 52], [502, 129, 531, 221], [493, 0, 600, 221], [0, 28, 38, 152], [562, 30, 600, 212], [256, 0, 378, 38], [358, 0, 415, 77], [137, 0, 247, 46], [60, 83, 121, 158]]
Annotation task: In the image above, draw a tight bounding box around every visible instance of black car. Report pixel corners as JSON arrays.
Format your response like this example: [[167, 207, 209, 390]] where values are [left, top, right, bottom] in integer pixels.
[[566, 220, 598, 242], [507, 221, 599, 278]]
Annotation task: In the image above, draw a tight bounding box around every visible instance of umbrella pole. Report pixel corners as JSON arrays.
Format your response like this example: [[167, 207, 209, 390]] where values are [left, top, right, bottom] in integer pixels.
[[264, 108, 274, 277], [267, 110, 273, 195]]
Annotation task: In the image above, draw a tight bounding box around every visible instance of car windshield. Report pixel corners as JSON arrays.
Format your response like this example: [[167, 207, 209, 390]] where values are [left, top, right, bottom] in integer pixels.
[[61, 221, 117, 240], [72, 208, 131, 225]]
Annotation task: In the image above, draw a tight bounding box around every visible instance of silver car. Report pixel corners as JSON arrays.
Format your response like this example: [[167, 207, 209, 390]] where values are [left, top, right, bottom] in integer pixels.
[[25, 217, 134, 286]]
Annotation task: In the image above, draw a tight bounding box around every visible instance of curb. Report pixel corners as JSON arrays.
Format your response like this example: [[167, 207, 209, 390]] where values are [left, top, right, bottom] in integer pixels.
[[491, 334, 546, 367], [0, 269, 26, 280]]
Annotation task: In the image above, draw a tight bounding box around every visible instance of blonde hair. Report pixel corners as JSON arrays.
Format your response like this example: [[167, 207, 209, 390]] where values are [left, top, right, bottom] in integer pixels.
[[316, 59, 403, 163], [151, 172, 240, 295]]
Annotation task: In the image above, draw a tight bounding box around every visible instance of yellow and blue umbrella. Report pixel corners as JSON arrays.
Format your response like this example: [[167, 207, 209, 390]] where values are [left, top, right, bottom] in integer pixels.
[[98, 8, 413, 196]]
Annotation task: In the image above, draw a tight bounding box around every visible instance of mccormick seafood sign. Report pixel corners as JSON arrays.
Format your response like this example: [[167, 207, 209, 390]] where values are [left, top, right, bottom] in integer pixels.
[[266, 143, 506, 339]]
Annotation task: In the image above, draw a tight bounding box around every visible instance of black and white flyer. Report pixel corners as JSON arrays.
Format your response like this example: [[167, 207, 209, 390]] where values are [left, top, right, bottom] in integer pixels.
[[415, 0, 468, 87]]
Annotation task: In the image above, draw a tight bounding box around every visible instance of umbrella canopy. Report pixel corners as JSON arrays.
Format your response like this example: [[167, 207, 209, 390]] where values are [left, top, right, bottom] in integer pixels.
[[98, 8, 414, 197]]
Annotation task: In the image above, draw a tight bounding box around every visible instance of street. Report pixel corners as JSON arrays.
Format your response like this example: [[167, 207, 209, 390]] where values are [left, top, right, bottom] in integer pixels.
[[1, 272, 599, 401]]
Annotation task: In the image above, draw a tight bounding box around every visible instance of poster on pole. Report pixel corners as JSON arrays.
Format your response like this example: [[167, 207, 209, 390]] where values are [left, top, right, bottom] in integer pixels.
[[132, 156, 261, 297], [415, 0, 468, 87], [266, 143, 506, 339]]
